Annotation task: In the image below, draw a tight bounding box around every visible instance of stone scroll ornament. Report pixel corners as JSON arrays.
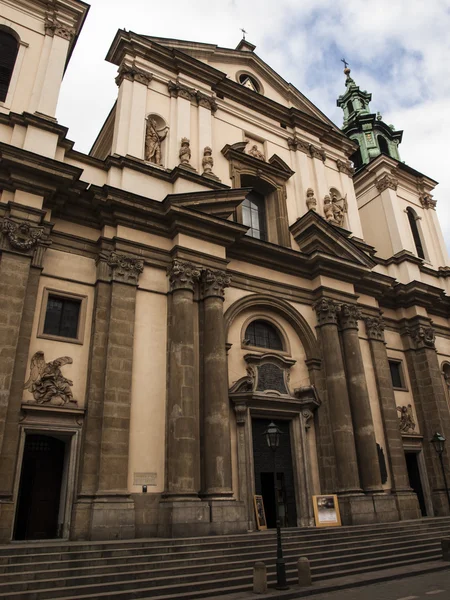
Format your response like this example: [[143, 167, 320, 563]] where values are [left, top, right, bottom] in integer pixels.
[[24, 351, 75, 405], [2, 219, 43, 251]]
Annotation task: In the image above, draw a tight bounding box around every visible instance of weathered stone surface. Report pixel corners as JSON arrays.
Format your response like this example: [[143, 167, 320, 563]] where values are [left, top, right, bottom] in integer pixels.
[[253, 562, 267, 594], [297, 557, 312, 587]]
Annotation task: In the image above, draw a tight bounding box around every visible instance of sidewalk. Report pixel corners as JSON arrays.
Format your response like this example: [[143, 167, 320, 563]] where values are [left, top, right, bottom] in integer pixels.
[[211, 560, 450, 600]]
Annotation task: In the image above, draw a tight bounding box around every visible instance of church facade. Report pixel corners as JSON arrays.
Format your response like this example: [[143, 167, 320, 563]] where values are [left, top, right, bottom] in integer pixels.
[[0, 0, 450, 543]]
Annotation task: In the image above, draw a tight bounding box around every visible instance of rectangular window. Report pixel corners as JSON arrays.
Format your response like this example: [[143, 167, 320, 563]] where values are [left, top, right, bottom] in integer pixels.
[[389, 360, 406, 389], [38, 289, 87, 344]]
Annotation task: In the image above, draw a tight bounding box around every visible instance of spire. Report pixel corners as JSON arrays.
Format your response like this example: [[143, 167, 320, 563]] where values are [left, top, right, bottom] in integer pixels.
[[336, 63, 403, 170]]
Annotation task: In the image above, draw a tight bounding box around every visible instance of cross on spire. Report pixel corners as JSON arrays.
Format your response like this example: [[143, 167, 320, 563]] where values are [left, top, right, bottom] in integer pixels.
[[240, 28, 247, 40], [341, 58, 349, 69]]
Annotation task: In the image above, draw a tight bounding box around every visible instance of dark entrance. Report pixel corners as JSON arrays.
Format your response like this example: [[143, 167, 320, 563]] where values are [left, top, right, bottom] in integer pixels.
[[405, 451, 427, 517], [252, 418, 297, 528], [14, 434, 66, 540]]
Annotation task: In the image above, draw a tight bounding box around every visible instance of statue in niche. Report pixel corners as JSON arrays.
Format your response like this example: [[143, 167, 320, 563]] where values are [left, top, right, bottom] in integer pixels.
[[179, 137, 191, 166], [397, 404, 416, 434], [323, 194, 334, 223], [202, 146, 214, 175], [248, 144, 266, 161], [24, 351, 75, 405], [324, 191, 347, 227], [306, 188, 317, 211], [145, 118, 168, 166]]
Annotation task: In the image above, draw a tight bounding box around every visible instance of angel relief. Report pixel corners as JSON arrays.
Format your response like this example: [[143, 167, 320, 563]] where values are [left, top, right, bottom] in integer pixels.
[[24, 351, 75, 406]]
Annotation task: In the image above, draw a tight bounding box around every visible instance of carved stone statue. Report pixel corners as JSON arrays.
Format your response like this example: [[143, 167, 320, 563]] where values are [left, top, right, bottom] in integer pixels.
[[24, 351, 75, 405], [248, 144, 265, 161], [324, 192, 347, 226], [145, 118, 168, 165], [202, 146, 214, 175], [306, 188, 317, 211], [323, 195, 334, 223], [179, 137, 192, 166], [397, 404, 416, 434]]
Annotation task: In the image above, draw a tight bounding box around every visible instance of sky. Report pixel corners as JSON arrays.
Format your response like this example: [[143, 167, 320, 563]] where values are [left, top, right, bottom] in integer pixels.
[[57, 0, 450, 254]]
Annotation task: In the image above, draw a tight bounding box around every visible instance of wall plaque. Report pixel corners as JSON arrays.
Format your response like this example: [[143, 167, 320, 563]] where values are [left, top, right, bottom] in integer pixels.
[[256, 363, 288, 394], [133, 472, 157, 486]]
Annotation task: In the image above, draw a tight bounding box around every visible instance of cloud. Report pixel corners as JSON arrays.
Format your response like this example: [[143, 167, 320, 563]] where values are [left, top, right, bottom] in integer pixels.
[[57, 0, 450, 253]]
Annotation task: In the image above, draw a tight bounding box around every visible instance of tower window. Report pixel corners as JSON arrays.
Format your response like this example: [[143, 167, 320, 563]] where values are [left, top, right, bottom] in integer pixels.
[[0, 30, 19, 102], [238, 73, 260, 93], [406, 207, 425, 259], [377, 135, 390, 156], [244, 320, 283, 351], [242, 190, 267, 241], [346, 100, 354, 115], [388, 360, 406, 389]]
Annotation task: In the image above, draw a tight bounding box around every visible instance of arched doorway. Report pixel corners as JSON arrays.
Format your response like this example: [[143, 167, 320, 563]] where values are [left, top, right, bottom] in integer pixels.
[[14, 434, 66, 540]]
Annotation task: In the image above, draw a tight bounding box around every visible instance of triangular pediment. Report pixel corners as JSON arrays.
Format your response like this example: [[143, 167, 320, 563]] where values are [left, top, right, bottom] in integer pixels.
[[290, 210, 376, 268], [165, 188, 249, 219]]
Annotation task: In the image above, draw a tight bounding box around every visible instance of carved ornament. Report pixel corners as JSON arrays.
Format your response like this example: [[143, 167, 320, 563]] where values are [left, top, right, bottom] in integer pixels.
[[287, 136, 310, 155], [107, 252, 144, 285], [375, 174, 398, 193], [201, 268, 231, 299], [419, 194, 437, 210], [248, 144, 266, 161], [167, 259, 201, 292], [2, 219, 44, 251], [339, 303, 362, 330], [309, 145, 326, 162], [116, 64, 153, 87], [202, 146, 215, 176], [313, 298, 341, 325], [410, 324, 436, 349], [397, 404, 417, 434], [44, 11, 75, 41], [168, 80, 195, 101], [24, 351, 75, 406], [336, 159, 355, 177], [305, 188, 317, 211], [364, 316, 385, 341], [196, 91, 218, 113], [233, 402, 248, 425]]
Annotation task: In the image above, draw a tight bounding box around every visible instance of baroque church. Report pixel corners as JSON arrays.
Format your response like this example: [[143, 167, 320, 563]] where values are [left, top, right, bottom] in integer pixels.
[[0, 0, 450, 543]]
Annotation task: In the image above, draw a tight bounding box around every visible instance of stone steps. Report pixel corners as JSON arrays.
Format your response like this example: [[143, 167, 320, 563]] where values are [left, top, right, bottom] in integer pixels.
[[0, 517, 449, 599]]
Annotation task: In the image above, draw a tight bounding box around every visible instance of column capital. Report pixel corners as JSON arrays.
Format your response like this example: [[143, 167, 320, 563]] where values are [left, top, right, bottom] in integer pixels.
[[1, 217, 51, 267], [313, 297, 341, 326], [107, 251, 144, 285], [364, 316, 385, 341], [201, 268, 231, 299], [410, 324, 436, 349], [115, 63, 153, 87], [375, 174, 398, 192], [339, 303, 362, 330], [167, 259, 201, 292], [167, 80, 195, 101]]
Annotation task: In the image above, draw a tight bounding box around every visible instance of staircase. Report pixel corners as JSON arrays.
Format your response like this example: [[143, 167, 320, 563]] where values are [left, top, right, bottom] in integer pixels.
[[1, 517, 449, 600]]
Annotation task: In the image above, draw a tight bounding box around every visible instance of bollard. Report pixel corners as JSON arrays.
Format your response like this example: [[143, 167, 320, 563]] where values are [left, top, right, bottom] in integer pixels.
[[253, 561, 267, 594], [298, 556, 312, 587], [442, 538, 450, 561]]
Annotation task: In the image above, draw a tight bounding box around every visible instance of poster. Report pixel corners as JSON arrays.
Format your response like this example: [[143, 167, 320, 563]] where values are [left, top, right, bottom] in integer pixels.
[[253, 495, 267, 530], [312, 494, 341, 527]]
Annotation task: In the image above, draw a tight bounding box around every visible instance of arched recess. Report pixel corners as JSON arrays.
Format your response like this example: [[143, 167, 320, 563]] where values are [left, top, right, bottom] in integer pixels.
[[224, 293, 320, 363], [0, 26, 20, 103], [442, 362, 450, 403], [406, 207, 426, 259], [144, 113, 168, 166], [377, 134, 390, 156]]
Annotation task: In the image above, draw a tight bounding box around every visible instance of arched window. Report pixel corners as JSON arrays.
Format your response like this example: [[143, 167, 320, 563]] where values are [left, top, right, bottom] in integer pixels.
[[350, 145, 363, 170], [242, 190, 267, 241], [377, 135, 390, 156], [347, 100, 354, 115], [0, 30, 19, 102], [245, 320, 283, 350], [238, 73, 260, 93], [406, 207, 425, 259]]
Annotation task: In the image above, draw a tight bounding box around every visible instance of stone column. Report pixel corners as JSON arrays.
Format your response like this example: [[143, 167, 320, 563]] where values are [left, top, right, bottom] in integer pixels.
[[313, 298, 361, 496], [201, 268, 232, 498], [89, 251, 144, 540], [365, 317, 420, 520], [403, 320, 450, 515], [339, 304, 383, 493], [0, 212, 49, 542]]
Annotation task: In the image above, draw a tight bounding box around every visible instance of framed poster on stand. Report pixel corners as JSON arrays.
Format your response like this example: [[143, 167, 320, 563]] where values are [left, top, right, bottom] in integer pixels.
[[253, 495, 267, 530], [312, 494, 342, 527]]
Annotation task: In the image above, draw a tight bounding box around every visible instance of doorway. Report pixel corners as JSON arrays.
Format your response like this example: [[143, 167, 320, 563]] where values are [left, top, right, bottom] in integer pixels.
[[405, 451, 427, 517], [14, 434, 66, 540], [252, 418, 297, 528]]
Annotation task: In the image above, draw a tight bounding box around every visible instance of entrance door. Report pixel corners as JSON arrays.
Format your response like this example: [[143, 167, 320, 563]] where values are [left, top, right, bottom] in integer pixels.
[[14, 434, 66, 540], [252, 418, 297, 528], [405, 452, 427, 517]]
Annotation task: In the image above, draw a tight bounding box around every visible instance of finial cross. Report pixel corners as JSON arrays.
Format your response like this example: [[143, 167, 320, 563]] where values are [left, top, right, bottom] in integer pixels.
[[240, 28, 247, 40], [341, 58, 349, 69]]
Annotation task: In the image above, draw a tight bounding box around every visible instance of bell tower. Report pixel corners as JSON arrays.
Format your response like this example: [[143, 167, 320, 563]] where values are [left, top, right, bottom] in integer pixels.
[[337, 64, 403, 169]]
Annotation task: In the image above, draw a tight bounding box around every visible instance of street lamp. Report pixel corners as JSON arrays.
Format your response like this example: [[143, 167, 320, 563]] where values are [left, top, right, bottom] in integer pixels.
[[430, 432, 450, 511], [264, 421, 289, 590]]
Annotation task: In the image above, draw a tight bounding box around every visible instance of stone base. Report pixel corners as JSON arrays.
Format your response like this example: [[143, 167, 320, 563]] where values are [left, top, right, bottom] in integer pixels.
[[373, 493, 399, 522], [396, 490, 422, 520], [0, 500, 14, 543], [209, 499, 247, 535], [70, 497, 92, 540], [431, 490, 450, 516], [90, 494, 135, 540], [338, 493, 377, 525], [158, 498, 211, 538]]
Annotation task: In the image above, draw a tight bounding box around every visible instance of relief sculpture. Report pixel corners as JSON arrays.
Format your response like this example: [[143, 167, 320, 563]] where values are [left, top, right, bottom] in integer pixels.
[[145, 118, 169, 166], [24, 351, 75, 405]]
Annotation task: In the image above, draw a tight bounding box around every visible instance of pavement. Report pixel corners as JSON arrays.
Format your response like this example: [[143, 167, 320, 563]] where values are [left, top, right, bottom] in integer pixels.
[[211, 561, 450, 600]]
